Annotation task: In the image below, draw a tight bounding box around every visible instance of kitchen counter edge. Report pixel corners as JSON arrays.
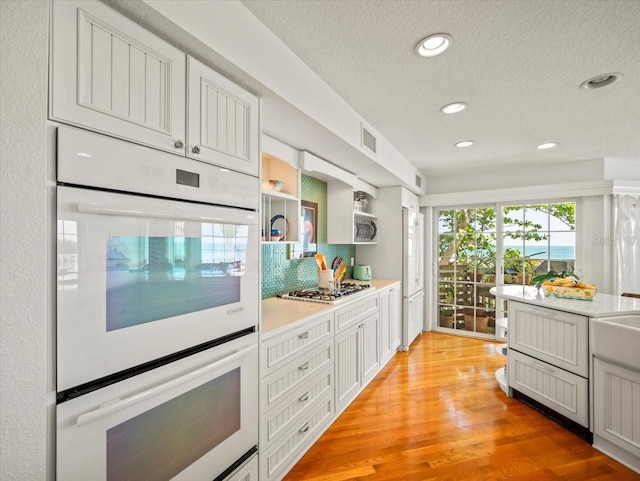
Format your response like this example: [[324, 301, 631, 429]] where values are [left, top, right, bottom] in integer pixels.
[[490, 285, 640, 318], [262, 279, 401, 337]]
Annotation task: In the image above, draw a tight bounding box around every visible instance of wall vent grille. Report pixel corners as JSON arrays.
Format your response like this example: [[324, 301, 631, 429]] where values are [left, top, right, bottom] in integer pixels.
[[415, 174, 422, 188], [361, 125, 377, 154]]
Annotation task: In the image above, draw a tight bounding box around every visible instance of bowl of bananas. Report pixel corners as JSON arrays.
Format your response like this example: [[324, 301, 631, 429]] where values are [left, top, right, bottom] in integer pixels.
[[533, 271, 597, 301]]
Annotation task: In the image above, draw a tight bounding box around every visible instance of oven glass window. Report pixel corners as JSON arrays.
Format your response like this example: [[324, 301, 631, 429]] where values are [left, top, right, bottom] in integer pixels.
[[106, 223, 248, 331], [106, 368, 241, 481]]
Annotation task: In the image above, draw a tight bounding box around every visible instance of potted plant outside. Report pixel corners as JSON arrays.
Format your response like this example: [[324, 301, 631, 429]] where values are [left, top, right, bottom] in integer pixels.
[[473, 255, 494, 283], [503, 248, 544, 285], [439, 307, 455, 328]]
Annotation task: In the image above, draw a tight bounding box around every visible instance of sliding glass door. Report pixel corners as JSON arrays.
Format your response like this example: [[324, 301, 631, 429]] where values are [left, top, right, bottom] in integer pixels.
[[436, 202, 576, 338], [437, 207, 497, 336]]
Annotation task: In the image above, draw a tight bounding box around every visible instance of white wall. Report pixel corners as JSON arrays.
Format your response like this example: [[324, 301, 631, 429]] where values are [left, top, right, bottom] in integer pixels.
[[605, 159, 640, 181], [0, 1, 50, 479], [425, 158, 606, 195], [577, 195, 613, 294]]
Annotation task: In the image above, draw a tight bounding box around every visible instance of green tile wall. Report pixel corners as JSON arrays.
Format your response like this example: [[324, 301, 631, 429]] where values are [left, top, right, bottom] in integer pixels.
[[262, 175, 355, 298]]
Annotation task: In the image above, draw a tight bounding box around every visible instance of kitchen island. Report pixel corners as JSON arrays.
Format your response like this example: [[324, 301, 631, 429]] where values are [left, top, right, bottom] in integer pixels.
[[491, 285, 640, 475], [490, 285, 640, 317]]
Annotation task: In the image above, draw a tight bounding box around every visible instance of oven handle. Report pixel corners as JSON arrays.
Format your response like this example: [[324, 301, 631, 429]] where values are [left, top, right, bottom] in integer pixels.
[[76, 343, 257, 426], [77, 203, 258, 225]]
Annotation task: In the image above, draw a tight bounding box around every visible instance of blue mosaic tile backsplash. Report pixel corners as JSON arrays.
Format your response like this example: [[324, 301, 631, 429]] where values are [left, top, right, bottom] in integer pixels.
[[262, 175, 355, 298]]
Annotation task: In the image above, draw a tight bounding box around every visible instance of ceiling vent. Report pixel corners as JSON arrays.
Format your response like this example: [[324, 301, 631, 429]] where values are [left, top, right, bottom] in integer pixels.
[[361, 124, 377, 154], [415, 174, 422, 188]]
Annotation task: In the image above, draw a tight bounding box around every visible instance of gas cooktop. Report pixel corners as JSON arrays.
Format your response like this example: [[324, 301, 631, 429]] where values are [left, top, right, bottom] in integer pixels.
[[278, 283, 373, 304]]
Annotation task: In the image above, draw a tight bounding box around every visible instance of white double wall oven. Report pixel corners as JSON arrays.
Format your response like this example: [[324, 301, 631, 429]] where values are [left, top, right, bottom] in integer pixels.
[[55, 126, 260, 480]]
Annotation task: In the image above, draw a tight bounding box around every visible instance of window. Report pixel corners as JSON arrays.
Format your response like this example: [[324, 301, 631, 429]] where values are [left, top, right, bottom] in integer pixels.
[[501, 202, 576, 285]]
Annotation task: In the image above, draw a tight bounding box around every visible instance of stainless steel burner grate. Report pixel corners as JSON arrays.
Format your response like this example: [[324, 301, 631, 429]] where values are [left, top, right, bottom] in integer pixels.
[[278, 283, 373, 304]]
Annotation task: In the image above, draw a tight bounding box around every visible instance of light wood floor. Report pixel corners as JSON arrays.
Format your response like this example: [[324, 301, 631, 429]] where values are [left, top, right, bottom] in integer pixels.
[[284, 332, 640, 481]]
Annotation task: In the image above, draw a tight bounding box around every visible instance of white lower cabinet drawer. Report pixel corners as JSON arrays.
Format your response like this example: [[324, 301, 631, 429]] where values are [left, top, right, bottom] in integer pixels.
[[335, 293, 378, 332], [261, 363, 334, 447], [261, 394, 334, 481], [261, 340, 333, 412], [261, 313, 333, 376], [508, 301, 588, 377], [509, 349, 588, 427]]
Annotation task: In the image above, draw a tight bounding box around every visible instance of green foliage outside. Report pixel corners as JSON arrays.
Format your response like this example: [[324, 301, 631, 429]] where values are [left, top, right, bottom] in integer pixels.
[[438, 203, 576, 275]]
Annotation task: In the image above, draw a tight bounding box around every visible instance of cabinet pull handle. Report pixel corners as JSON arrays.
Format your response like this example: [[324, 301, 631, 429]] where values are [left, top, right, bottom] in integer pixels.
[[527, 306, 555, 317], [531, 360, 555, 373], [299, 392, 309, 402], [299, 362, 309, 371], [299, 332, 309, 339], [174, 139, 184, 149], [192, 145, 201, 154], [299, 423, 310, 433]]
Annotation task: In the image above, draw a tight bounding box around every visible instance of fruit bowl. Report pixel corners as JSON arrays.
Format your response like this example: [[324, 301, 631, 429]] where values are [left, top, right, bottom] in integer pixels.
[[542, 285, 597, 301]]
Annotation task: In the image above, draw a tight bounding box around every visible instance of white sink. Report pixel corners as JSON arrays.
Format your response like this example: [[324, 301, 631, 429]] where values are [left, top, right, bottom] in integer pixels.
[[591, 315, 640, 371]]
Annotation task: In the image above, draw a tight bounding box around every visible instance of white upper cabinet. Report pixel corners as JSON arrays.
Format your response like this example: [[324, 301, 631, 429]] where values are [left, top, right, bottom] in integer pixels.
[[187, 57, 260, 177], [50, 0, 186, 154]]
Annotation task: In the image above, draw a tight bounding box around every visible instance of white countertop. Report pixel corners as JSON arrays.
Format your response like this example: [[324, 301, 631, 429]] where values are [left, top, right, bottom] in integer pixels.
[[262, 279, 401, 336], [491, 285, 640, 318]]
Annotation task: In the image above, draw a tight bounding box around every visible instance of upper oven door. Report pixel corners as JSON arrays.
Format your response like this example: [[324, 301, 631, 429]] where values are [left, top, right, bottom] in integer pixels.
[[57, 185, 259, 391]]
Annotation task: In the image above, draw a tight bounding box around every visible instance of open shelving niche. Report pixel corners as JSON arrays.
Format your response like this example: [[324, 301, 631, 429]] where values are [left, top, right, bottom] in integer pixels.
[[327, 181, 378, 244], [261, 135, 301, 243], [300, 151, 378, 245]]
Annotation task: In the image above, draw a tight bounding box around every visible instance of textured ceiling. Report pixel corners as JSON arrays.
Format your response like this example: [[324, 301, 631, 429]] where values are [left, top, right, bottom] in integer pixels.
[[241, 0, 640, 177]]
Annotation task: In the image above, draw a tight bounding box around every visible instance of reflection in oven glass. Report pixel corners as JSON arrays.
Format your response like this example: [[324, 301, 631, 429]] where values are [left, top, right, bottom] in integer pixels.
[[106, 223, 248, 331], [57, 219, 78, 290], [106, 368, 240, 481]]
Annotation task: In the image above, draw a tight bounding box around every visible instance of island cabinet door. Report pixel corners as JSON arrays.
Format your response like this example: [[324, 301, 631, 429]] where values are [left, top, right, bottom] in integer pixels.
[[508, 301, 588, 377], [50, 0, 186, 155], [187, 57, 260, 177]]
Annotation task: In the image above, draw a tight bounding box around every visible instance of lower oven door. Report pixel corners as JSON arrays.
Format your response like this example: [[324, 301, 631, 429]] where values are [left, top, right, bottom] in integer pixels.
[[57, 333, 258, 481], [57, 185, 259, 391]]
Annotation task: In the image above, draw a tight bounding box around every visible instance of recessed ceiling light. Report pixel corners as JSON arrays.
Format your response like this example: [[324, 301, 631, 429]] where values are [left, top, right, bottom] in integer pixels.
[[536, 142, 557, 150], [415, 33, 452, 58], [580, 72, 622, 90], [441, 102, 467, 114], [76, 152, 92, 158], [455, 140, 474, 148]]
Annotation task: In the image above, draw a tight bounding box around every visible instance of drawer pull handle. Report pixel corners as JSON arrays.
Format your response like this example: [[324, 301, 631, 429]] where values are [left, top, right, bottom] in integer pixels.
[[299, 392, 309, 402], [527, 307, 555, 317], [299, 423, 310, 433], [299, 362, 309, 371], [531, 360, 555, 373], [299, 332, 309, 339]]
